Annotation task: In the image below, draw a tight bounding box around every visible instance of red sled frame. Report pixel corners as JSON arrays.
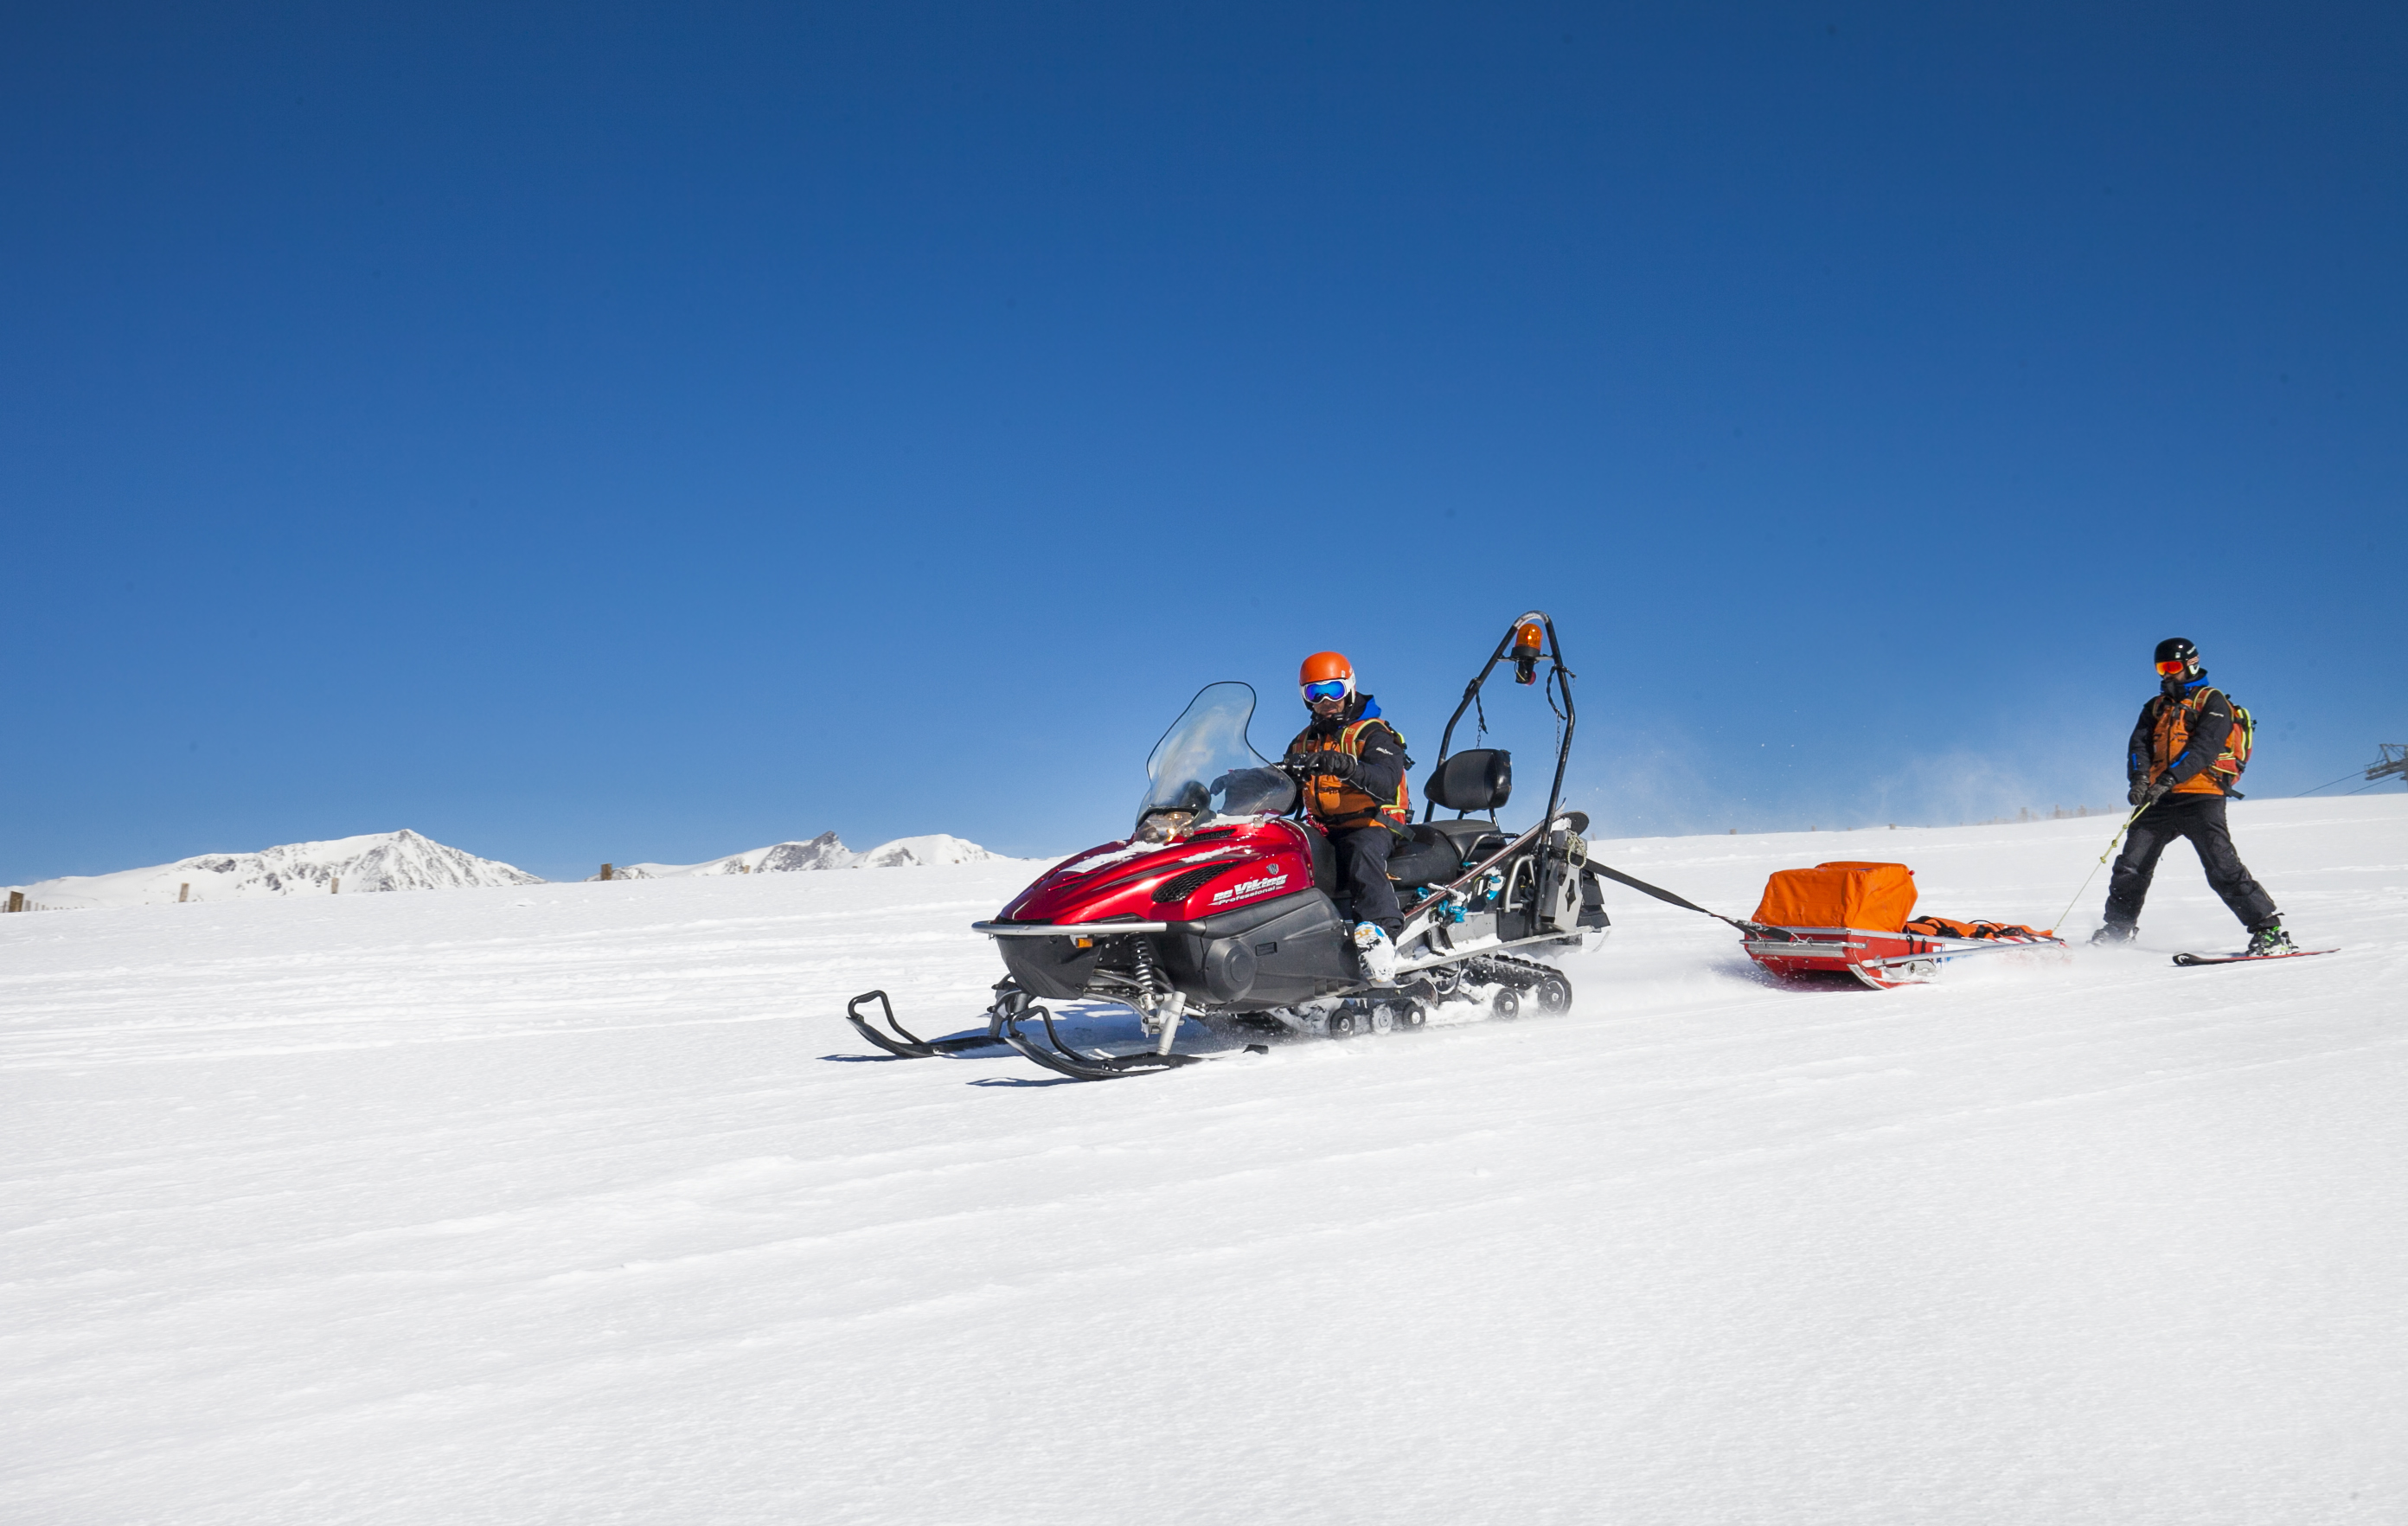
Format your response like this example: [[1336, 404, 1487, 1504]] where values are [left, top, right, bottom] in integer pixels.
[[1740, 926, 2066, 990]]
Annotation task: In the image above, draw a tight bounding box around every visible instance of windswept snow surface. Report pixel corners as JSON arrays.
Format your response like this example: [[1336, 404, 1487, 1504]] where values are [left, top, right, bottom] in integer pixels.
[[4, 797, 2405, 1524]]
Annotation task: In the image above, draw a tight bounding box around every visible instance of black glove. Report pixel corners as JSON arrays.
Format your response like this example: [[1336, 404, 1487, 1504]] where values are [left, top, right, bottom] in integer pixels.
[[1290, 749, 1357, 780], [2129, 778, 2172, 807]]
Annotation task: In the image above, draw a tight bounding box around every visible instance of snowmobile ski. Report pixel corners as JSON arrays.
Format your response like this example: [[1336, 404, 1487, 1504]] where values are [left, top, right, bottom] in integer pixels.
[[999, 1001, 1267, 1080], [842, 989, 1009, 1058], [2171, 948, 2338, 966]]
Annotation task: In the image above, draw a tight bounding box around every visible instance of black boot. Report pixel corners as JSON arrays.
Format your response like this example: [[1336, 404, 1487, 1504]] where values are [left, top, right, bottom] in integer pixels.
[[2245, 918, 2294, 957], [2090, 922, 2136, 946]]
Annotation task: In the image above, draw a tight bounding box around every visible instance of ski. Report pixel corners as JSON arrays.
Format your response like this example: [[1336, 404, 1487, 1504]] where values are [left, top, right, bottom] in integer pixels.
[[2171, 948, 2339, 966], [842, 988, 1011, 1058]]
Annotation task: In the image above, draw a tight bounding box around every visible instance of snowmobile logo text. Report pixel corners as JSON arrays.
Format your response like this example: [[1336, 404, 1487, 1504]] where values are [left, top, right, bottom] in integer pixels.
[[1210, 872, 1288, 904]]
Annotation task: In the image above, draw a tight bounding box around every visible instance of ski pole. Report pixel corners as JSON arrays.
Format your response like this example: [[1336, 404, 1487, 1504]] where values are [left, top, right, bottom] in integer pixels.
[[2052, 800, 2151, 933]]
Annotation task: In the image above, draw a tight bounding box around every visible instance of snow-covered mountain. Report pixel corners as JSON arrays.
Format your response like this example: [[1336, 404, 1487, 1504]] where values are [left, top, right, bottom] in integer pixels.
[[3, 830, 544, 909], [852, 833, 998, 868], [601, 831, 1001, 879]]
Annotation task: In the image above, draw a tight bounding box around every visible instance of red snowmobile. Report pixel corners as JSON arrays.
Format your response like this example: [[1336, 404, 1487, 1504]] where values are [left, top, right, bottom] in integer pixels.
[[843, 612, 1611, 1080]]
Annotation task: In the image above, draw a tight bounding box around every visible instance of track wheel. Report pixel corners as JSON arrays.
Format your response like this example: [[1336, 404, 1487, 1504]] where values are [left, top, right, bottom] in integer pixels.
[[1371, 1004, 1397, 1036], [1329, 1010, 1361, 1039], [1534, 971, 1573, 1014], [1490, 988, 1521, 1021]]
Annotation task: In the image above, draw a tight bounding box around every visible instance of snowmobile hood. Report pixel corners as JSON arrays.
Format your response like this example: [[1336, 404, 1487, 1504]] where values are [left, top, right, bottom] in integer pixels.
[[999, 818, 1319, 926]]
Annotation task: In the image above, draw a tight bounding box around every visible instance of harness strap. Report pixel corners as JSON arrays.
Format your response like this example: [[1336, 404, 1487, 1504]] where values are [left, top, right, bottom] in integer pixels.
[[1589, 862, 1796, 942]]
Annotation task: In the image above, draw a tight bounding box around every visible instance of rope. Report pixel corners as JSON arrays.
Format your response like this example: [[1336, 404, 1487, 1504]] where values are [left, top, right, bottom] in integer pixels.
[[1590, 863, 1796, 941], [2296, 766, 2378, 796], [2051, 800, 2151, 933]]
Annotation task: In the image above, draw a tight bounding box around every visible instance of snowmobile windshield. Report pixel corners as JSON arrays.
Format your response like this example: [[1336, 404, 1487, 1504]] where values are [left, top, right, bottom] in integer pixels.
[[1137, 681, 1297, 829]]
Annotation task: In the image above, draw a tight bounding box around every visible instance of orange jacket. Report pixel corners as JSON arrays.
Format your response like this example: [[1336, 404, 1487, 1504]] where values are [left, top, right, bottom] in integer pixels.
[[1287, 710, 1411, 834], [2131, 685, 2240, 797]]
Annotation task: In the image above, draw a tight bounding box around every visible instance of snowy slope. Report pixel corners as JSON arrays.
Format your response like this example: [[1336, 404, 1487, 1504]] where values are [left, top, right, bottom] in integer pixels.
[[3, 828, 542, 908], [3, 796, 2404, 1525], [609, 830, 1001, 877]]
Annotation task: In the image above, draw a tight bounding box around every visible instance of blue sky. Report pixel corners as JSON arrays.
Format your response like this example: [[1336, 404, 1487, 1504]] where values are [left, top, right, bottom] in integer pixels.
[[4, 2, 2403, 882]]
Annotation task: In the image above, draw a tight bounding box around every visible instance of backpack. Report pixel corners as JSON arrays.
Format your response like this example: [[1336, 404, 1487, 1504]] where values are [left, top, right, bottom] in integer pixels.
[[2150, 686, 2255, 797], [2214, 696, 2254, 787]]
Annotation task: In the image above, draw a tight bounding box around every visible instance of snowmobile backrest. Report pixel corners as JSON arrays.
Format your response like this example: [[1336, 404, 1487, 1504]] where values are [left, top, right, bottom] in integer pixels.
[[1425, 748, 1512, 814]]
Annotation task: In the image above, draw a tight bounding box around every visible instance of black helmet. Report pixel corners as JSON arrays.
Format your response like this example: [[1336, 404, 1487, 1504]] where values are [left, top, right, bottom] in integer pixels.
[[2154, 637, 2203, 683]]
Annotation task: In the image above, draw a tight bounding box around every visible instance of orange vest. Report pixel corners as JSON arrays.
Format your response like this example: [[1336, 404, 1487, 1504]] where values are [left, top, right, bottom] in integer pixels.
[[1288, 716, 1411, 833], [2149, 689, 2238, 797]]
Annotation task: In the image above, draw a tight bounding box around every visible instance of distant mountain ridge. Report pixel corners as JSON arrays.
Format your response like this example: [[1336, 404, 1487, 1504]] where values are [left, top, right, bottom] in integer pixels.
[[5, 830, 543, 910], [600, 831, 997, 879], [3, 828, 1015, 910]]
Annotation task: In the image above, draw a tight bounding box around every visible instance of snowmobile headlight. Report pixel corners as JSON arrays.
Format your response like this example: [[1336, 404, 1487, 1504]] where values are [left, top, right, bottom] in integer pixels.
[[1137, 811, 1194, 844]]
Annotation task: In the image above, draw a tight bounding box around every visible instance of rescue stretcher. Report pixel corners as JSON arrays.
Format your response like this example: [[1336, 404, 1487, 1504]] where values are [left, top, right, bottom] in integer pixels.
[[1735, 861, 2066, 990]]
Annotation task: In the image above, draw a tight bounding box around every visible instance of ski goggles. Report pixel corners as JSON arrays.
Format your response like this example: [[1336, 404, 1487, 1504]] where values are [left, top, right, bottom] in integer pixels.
[[1302, 679, 1351, 704], [2155, 659, 2189, 676]]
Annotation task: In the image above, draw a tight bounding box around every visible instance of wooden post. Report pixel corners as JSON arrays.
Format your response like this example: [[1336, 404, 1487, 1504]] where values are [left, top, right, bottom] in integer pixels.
[[331, 877, 341, 894], [179, 882, 190, 903], [5, 890, 22, 914], [600, 862, 614, 882]]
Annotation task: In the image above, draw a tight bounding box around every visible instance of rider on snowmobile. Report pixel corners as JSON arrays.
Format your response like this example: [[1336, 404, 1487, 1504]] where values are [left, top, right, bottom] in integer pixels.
[[1284, 651, 1412, 981]]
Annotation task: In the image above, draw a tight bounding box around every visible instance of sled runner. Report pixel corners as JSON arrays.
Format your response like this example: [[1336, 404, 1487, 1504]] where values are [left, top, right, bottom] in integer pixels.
[[1739, 862, 2065, 990], [843, 612, 1603, 1078]]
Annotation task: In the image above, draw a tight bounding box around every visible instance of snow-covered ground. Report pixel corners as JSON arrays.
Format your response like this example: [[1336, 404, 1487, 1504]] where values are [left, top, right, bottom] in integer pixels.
[[4, 796, 2404, 1524]]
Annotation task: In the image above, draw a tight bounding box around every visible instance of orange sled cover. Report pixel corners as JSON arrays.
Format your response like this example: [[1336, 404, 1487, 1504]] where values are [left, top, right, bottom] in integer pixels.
[[1751, 861, 1918, 933]]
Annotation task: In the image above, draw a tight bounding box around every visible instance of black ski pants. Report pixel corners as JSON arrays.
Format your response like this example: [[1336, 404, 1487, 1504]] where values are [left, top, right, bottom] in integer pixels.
[[1329, 825, 1405, 936], [2104, 792, 2277, 933]]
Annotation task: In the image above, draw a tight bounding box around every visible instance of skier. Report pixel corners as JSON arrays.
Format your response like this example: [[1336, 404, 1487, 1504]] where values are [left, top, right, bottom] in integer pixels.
[[2093, 638, 2290, 953], [1284, 651, 1412, 981]]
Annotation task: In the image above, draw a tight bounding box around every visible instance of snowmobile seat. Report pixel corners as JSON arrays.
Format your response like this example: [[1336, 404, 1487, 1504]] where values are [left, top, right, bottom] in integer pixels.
[[1384, 832, 1460, 888], [1387, 819, 1509, 888], [1419, 818, 1508, 863], [1425, 749, 1512, 814]]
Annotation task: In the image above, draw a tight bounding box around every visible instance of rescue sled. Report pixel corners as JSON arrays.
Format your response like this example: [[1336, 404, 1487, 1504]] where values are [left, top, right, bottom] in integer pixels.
[[1738, 861, 2065, 990]]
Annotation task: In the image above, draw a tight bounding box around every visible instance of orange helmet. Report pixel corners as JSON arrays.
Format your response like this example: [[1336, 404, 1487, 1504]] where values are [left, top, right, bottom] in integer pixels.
[[1299, 651, 1355, 708]]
